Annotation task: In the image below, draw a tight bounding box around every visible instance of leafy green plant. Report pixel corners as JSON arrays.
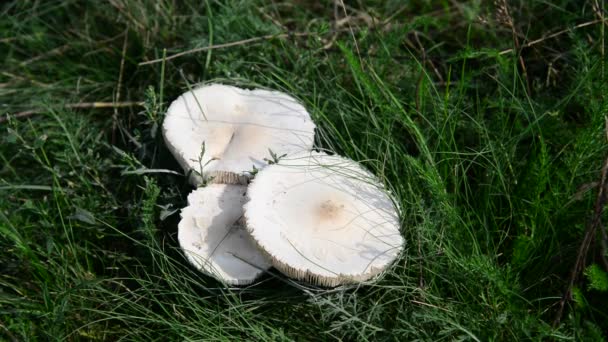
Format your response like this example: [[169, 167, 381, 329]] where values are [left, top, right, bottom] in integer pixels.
[[190, 141, 217, 187], [263, 148, 287, 165], [584, 264, 608, 292]]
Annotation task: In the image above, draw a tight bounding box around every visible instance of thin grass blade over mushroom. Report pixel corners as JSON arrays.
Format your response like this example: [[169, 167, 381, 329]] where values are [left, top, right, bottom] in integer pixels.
[[178, 184, 271, 285], [244, 151, 404, 286], [163, 84, 316, 185]]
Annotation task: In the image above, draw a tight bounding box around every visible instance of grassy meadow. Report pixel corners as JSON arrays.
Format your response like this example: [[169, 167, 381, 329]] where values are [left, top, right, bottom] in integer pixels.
[[1, 0, 608, 340]]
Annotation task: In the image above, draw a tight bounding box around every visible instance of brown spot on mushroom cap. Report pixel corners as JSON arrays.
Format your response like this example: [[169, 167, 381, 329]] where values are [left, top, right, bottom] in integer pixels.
[[317, 199, 345, 221]]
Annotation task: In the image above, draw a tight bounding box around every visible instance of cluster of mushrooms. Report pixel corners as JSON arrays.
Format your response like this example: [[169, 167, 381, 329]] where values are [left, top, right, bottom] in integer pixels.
[[163, 84, 404, 287]]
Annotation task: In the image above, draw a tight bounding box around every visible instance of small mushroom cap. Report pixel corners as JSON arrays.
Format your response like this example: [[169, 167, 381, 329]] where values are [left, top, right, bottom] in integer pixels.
[[244, 151, 404, 286], [163, 84, 316, 185], [178, 184, 271, 285]]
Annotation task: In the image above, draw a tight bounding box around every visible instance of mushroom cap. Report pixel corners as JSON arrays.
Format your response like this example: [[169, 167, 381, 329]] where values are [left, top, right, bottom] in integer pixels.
[[163, 84, 316, 185], [244, 151, 404, 286], [178, 184, 271, 285]]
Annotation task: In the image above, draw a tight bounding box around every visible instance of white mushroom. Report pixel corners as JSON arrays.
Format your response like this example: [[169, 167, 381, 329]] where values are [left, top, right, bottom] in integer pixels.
[[244, 151, 404, 286], [178, 184, 271, 285], [163, 84, 316, 185]]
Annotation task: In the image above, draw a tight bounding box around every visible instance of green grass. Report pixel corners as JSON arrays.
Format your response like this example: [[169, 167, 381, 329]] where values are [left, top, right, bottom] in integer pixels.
[[2, 0, 608, 340]]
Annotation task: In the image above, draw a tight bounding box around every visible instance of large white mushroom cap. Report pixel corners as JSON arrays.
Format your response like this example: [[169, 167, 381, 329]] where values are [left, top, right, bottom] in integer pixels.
[[244, 151, 404, 286], [163, 84, 316, 185], [178, 184, 271, 285]]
